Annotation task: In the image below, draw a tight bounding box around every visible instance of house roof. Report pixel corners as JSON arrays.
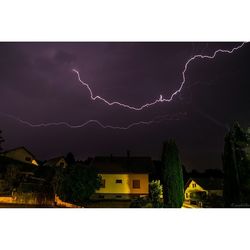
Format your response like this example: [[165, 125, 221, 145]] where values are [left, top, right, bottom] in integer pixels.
[[186, 177, 223, 190], [43, 156, 66, 167], [91, 156, 153, 174], [0, 156, 37, 173], [1, 146, 37, 160]]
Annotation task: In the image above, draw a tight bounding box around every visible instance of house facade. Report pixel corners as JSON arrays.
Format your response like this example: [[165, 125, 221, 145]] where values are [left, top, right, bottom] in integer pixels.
[[0, 147, 39, 166], [43, 157, 68, 168], [185, 178, 223, 201], [91, 156, 152, 200]]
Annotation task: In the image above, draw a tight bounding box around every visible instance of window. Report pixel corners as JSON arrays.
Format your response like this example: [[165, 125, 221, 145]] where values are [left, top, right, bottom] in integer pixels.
[[116, 179, 122, 184], [25, 157, 31, 162], [192, 183, 196, 188], [116, 195, 122, 198], [100, 179, 106, 188], [186, 193, 189, 198], [132, 180, 140, 189]]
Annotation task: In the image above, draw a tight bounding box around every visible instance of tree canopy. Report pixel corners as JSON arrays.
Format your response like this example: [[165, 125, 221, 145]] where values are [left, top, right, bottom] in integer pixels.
[[149, 180, 163, 208], [55, 163, 101, 205]]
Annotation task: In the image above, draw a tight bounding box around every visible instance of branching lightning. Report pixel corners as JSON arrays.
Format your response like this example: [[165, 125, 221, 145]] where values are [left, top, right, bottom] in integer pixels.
[[72, 42, 246, 111], [0, 112, 186, 130], [0, 42, 246, 130]]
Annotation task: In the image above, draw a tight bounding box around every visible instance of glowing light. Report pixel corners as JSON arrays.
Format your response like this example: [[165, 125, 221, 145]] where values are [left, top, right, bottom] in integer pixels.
[[0, 42, 246, 130], [72, 42, 246, 111], [0, 112, 186, 130]]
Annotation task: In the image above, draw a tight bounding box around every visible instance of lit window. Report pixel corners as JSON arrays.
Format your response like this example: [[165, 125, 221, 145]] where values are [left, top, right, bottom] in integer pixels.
[[132, 180, 140, 189], [25, 157, 31, 162], [100, 179, 106, 188], [116, 179, 122, 184]]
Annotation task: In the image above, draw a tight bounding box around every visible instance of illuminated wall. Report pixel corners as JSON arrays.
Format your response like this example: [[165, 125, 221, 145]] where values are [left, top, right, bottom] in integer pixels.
[[55, 158, 68, 168], [0, 196, 13, 203], [184, 180, 208, 201], [184, 180, 223, 200], [2, 148, 38, 166], [0, 195, 80, 207], [96, 173, 149, 195], [55, 195, 81, 208]]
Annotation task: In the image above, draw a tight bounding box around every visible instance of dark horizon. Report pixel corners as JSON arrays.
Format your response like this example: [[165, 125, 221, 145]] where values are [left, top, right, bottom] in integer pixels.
[[0, 42, 249, 171]]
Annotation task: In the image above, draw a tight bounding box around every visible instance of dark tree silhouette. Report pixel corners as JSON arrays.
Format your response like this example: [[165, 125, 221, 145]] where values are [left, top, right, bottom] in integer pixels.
[[56, 163, 101, 205], [162, 140, 184, 208], [0, 130, 4, 152], [65, 152, 76, 165], [222, 122, 249, 207]]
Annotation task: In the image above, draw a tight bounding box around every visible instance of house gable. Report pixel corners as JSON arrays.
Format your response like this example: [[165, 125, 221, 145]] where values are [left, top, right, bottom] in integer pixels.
[[44, 157, 68, 168], [184, 179, 207, 200], [1, 147, 38, 166], [55, 158, 67, 168], [184, 178, 223, 200]]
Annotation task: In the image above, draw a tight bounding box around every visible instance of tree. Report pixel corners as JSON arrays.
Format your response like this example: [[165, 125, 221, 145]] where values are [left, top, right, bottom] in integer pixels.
[[65, 152, 76, 165], [0, 130, 4, 152], [149, 180, 163, 208], [223, 122, 249, 207], [162, 140, 184, 208], [56, 163, 101, 205]]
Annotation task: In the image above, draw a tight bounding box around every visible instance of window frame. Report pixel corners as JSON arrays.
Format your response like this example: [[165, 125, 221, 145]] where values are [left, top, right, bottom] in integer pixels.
[[132, 179, 141, 189], [25, 156, 31, 162], [100, 179, 106, 188]]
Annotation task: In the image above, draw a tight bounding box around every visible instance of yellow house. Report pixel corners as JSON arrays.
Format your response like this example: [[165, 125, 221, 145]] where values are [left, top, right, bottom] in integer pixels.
[[185, 178, 223, 201], [0, 147, 39, 166], [91, 155, 152, 200], [43, 156, 68, 168]]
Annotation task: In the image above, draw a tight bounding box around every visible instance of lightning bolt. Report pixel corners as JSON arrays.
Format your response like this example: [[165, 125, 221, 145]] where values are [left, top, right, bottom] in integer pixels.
[[72, 42, 246, 111], [0, 112, 186, 130], [0, 42, 246, 130]]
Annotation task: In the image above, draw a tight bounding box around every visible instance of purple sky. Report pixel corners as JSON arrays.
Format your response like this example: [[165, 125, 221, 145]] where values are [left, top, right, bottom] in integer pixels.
[[0, 42, 249, 170]]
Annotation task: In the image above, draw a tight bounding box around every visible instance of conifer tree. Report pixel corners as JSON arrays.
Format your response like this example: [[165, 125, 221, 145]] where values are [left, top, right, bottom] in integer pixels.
[[162, 140, 184, 208]]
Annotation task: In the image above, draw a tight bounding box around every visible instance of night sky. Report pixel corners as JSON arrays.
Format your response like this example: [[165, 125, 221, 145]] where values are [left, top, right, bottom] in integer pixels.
[[0, 42, 249, 171]]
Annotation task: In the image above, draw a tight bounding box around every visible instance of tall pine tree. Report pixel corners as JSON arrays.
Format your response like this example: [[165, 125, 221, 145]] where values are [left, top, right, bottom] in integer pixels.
[[162, 140, 184, 208]]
